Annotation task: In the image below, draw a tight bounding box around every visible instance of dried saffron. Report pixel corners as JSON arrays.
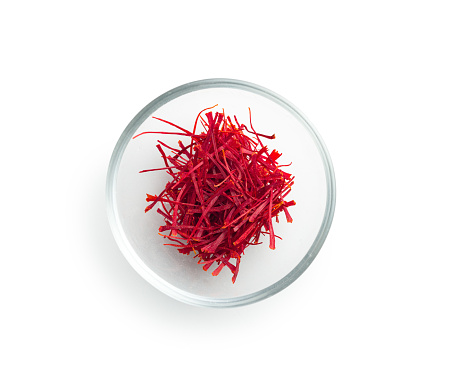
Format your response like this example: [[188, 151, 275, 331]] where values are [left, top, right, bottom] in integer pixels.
[[133, 106, 295, 283]]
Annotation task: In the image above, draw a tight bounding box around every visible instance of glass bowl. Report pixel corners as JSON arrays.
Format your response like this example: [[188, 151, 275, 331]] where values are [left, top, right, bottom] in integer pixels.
[[106, 78, 336, 307]]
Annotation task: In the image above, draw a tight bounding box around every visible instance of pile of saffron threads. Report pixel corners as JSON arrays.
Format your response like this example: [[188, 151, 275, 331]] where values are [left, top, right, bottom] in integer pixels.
[[133, 106, 295, 283]]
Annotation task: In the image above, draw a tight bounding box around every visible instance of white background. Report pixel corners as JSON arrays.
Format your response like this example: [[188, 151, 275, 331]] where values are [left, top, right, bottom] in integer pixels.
[[1, 1, 448, 383]]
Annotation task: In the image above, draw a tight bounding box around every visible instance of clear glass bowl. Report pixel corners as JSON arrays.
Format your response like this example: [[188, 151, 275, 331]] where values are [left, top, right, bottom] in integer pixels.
[[106, 78, 336, 307]]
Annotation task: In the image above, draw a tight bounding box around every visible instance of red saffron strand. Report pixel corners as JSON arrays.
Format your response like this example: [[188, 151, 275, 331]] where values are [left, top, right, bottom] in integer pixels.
[[133, 106, 295, 283]]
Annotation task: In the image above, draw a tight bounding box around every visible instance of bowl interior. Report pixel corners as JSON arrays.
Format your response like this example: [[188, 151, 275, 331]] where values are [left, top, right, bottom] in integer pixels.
[[110, 83, 331, 303]]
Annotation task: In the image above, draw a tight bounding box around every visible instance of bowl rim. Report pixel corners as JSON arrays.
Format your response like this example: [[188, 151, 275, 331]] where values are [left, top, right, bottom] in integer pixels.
[[106, 78, 336, 308]]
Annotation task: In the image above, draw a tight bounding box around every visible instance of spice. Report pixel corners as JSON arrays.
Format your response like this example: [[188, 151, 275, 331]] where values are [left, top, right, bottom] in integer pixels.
[[133, 106, 295, 283]]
